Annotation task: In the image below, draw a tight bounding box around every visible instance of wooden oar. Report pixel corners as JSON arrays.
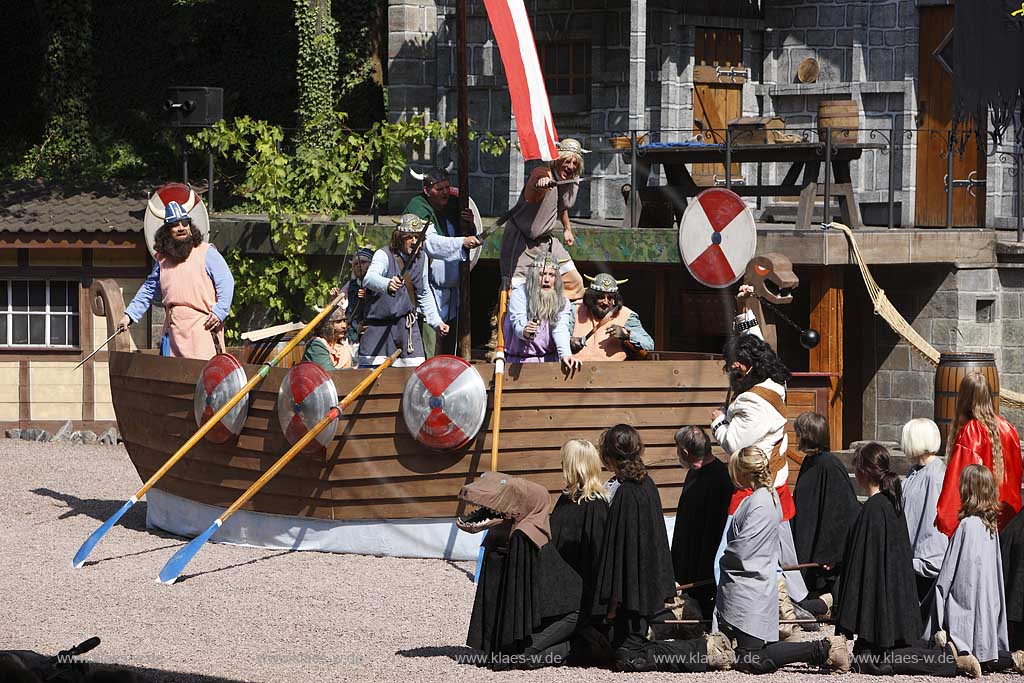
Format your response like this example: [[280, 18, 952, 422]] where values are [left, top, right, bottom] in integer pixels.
[[490, 288, 509, 472], [675, 563, 829, 594], [71, 291, 349, 569], [157, 348, 402, 585]]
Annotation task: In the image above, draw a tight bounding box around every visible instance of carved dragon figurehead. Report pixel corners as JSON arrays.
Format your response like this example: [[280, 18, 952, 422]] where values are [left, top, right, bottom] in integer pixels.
[[738, 253, 809, 352], [744, 253, 799, 305]]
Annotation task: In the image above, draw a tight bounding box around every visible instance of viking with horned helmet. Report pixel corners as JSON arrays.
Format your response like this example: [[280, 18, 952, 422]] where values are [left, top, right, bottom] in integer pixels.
[[499, 139, 588, 298], [569, 273, 654, 361], [356, 213, 445, 368]]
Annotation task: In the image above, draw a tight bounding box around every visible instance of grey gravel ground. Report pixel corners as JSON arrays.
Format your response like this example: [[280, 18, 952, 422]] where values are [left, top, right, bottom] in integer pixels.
[[0, 439, 1017, 682]]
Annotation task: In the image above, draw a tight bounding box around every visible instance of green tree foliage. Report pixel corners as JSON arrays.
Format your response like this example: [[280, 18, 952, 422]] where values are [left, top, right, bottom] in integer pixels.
[[189, 113, 457, 339]]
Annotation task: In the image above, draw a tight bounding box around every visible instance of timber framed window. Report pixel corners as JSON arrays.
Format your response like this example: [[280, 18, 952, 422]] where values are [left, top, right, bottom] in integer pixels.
[[538, 40, 591, 111], [0, 280, 80, 348]]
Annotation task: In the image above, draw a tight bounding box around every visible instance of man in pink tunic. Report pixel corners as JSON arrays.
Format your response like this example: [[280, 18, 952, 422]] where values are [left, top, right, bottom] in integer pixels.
[[120, 201, 235, 359]]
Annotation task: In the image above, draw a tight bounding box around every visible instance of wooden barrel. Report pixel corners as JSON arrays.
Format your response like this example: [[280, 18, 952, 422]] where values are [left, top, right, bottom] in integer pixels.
[[934, 352, 1000, 448], [818, 99, 859, 143]]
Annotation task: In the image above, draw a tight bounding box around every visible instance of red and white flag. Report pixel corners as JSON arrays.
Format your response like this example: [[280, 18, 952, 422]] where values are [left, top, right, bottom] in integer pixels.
[[482, 0, 559, 161]]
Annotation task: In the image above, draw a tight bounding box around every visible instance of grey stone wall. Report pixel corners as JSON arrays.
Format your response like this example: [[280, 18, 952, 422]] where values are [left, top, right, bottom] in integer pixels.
[[861, 264, 1024, 444]]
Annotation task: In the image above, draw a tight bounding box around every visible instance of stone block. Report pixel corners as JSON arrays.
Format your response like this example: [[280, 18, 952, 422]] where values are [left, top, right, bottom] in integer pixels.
[[899, 0, 918, 28], [885, 345, 911, 370], [876, 424, 902, 444], [891, 370, 932, 400], [794, 6, 817, 27], [1002, 292, 1021, 319], [867, 48, 893, 81], [52, 419, 74, 442], [389, 58, 425, 85], [884, 30, 907, 47], [930, 318, 959, 350], [878, 397, 913, 425], [1002, 347, 1024, 375], [911, 400, 935, 420], [4, 429, 21, 439], [847, 5, 867, 26], [807, 29, 835, 47], [877, 371, 891, 398], [818, 5, 846, 28], [769, 7, 794, 27], [924, 290, 957, 319], [818, 49, 848, 81], [960, 323, 991, 348], [892, 46, 906, 79], [958, 268, 995, 293], [869, 32, 883, 46], [98, 427, 119, 446], [870, 3, 897, 28], [836, 29, 856, 47]]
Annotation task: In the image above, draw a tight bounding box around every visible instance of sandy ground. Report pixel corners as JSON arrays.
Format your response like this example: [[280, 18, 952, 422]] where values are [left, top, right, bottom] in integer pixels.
[[0, 439, 1016, 682]]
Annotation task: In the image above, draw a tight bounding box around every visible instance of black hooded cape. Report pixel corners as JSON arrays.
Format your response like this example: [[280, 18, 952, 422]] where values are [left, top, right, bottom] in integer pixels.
[[670, 458, 733, 585], [592, 475, 676, 619], [1000, 506, 1024, 624], [834, 493, 922, 648], [791, 452, 860, 577], [551, 493, 609, 617], [467, 524, 582, 655]]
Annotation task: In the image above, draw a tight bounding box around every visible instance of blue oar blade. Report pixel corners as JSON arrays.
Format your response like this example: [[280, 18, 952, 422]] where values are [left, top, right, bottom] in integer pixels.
[[157, 520, 221, 585], [72, 498, 137, 568]]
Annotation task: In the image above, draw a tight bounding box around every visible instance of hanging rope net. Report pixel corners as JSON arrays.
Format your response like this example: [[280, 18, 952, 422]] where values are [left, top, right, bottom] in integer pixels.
[[829, 222, 1024, 409]]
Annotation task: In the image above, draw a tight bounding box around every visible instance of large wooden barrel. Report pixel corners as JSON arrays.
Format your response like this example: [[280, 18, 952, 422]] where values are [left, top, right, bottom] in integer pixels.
[[818, 99, 859, 143], [934, 352, 1000, 448]]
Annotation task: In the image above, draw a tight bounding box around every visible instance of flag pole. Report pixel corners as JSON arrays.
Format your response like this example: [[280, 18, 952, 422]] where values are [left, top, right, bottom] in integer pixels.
[[456, 0, 472, 360]]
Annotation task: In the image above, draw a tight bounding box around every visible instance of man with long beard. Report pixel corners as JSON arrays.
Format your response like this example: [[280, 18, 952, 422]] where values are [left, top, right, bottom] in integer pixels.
[[120, 201, 234, 359], [569, 274, 653, 362], [504, 254, 579, 371]]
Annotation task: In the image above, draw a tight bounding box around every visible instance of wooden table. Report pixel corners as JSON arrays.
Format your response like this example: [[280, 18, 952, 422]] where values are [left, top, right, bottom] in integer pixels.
[[630, 141, 885, 229]]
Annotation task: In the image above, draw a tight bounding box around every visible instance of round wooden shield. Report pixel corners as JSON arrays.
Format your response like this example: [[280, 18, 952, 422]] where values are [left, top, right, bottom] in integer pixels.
[[276, 362, 340, 453], [678, 188, 757, 289], [402, 355, 486, 451], [193, 353, 248, 444], [467, 196, 485, 271], [143, 183, 211, 257]]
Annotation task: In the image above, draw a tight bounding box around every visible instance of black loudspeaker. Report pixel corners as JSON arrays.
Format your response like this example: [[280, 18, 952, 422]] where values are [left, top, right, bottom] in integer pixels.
[[164, 86, 223, 128]]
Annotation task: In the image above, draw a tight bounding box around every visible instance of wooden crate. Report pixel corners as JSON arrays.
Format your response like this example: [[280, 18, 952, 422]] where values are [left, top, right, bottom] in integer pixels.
[[728, 116, 784, 145]]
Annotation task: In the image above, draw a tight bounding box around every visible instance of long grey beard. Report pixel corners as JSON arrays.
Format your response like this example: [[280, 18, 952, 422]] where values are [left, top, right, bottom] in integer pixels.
[[528, 288, 563, 326]]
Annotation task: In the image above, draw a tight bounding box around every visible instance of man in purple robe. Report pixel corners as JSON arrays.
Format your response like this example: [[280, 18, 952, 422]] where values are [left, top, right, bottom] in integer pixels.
[[503, 253, 580, 371]]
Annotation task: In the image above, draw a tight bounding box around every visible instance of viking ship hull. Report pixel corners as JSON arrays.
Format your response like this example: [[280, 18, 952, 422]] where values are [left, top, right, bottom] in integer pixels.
[[110, 350, 831, 559]]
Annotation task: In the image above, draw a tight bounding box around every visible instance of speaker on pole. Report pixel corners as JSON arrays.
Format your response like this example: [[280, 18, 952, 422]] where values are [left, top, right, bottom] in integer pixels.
[[163, 87, 223, 128]]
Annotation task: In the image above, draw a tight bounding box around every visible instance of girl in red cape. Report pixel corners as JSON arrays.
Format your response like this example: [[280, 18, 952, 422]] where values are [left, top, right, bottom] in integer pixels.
[[935, 372, 1022, 537]]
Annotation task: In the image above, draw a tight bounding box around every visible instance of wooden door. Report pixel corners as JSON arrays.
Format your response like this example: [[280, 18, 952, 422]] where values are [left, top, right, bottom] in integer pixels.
[[915, 6, 986, 227], [693, 28, 743, 186]]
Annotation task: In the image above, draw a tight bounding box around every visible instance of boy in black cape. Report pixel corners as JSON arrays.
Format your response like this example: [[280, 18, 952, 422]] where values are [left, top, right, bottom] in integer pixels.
[[592, 424, 734, 673], [790, 412, 860, 602], [460, 471, 583, 669], [670, 425, 733, 620], [834, 443, 955, 676], [1002, 506, 1024, 650]]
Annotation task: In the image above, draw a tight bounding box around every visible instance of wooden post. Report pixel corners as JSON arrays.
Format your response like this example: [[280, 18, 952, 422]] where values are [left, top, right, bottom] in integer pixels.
[[456, 0, 472, 359], [655, 268, 668, 350], [809, 267, 844, 451]]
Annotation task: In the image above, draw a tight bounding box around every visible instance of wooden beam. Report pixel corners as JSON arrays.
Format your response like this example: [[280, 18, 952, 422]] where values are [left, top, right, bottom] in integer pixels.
[[809, 267, 844, 451], [655, 269, 668, 350]]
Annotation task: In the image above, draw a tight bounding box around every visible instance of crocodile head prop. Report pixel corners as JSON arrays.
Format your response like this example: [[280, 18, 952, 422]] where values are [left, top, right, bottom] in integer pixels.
[[744, 253, 799, 305], [456, 471, 551, 547]]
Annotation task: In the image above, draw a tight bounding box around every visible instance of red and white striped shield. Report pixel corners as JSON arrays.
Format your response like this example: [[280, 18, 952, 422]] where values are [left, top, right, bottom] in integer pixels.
[[193, 353, 248, 444], [276, 362, 340, 453], [144, 182, 211, 256], [402, 356, 487, 451], [678, 188, 757, 288], [482, 0, 558, 161]]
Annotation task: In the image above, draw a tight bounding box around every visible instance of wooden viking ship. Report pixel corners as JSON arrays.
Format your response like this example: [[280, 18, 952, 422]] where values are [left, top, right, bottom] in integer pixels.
[[93, 280, 834, 559]]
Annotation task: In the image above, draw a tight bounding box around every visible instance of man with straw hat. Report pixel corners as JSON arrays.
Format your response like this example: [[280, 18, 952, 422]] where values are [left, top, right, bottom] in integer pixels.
[[569, 273, 653, 362], [357, 214, 445, 368], [499, 139, 588, 298], [121, 200, 234, 359]]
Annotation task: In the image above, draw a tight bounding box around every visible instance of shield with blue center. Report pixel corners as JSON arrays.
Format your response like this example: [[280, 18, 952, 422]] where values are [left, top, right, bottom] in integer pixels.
[[193, 353, 248, 444], [402, 355, 487, 451], [276, 362, 340, 453]]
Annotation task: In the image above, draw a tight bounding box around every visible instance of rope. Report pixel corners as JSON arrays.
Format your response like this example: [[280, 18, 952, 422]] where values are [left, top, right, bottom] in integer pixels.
[[827, 222, 1024, 409]]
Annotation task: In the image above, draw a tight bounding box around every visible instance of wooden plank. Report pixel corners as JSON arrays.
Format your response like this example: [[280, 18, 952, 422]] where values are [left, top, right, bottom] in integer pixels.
[[808, 268, 845, 450]]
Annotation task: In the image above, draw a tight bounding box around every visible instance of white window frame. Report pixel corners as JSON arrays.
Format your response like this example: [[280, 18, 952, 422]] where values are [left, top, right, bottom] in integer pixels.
[[0, 279, 81, 349]]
